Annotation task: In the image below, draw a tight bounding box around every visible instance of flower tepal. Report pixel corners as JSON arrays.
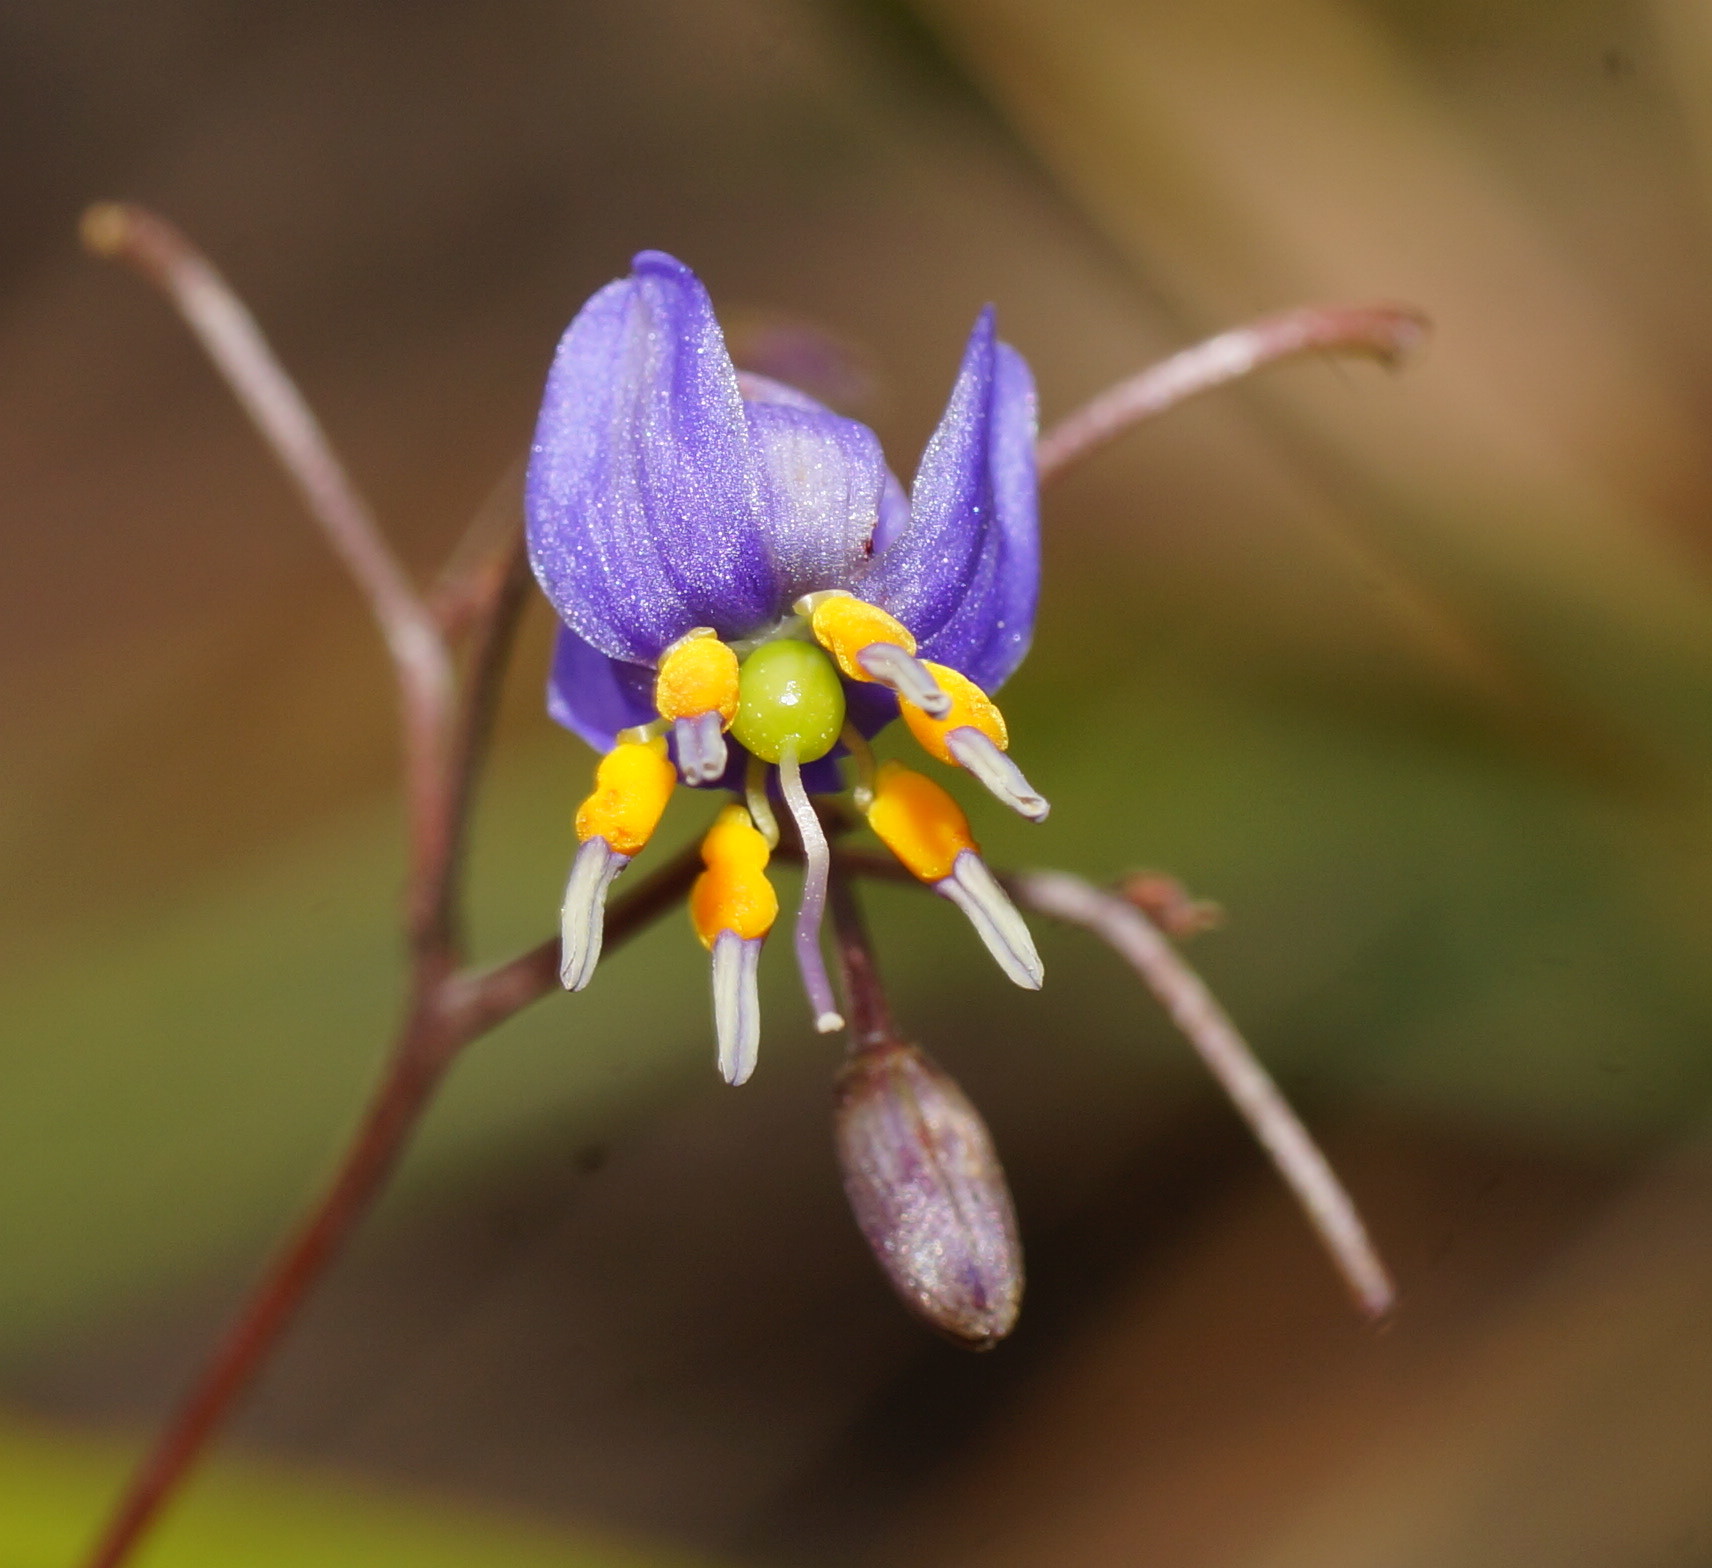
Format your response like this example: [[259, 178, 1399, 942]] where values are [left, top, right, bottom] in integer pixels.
[[527, 251, 1051, 1080]]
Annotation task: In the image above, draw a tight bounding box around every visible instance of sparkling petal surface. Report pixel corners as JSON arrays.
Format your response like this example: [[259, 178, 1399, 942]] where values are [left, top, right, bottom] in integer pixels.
[[863, 311, 1041, 692], [746, 398, 889, 601], [534, 260, 1041, 787], [526, 251, 779, 662]]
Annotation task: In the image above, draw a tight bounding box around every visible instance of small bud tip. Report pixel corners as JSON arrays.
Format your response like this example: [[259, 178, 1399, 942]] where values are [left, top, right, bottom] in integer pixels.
[[815, 1010, 845, 1033], [80, 203, 132, 258], [1357, 1275, 1399, 1324]]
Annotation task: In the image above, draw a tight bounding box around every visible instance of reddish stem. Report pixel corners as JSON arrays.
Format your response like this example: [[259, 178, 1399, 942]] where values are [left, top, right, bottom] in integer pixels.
[[1035, 302, 1428, 485], [827, 867, 896, 1048], [82, 1016, 454, 1568], [80, 840, 704, 1568], [432, 530, 534, 956], [77, 203, 543, 1568], [79, 202, 459, 965]]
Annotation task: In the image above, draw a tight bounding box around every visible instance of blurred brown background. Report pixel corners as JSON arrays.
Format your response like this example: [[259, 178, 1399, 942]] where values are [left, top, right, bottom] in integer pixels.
[[9, 0, 1712, 1563]]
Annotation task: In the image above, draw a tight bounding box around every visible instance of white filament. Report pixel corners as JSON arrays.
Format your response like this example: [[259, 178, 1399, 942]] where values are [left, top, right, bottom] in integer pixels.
[[777, 750, 845, 1032], [711, 930, 763, 1085], [840, 721, 878, 812], [938, 850, 1044, 990], [857, 642, 951, 718], [744, 752, 780, 848], [946, 727, 1050, 822], [559, 837, 628, 990]]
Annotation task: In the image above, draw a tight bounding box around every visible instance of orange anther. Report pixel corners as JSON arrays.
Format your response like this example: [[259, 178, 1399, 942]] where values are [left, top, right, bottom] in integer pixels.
[[655, 630, 740, 725], [804, 592, 916, 682], [866, 761, 976, 885], [899, 662, 1007, 765], [690, 805, 779, 947], [574, 737, 676, 856]]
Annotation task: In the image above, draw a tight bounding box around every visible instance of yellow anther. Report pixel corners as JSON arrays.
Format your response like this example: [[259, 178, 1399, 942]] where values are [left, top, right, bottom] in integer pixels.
[[655, 629, 740, 725], [574, 737, 676, 856], [691, 804, 780, 947], [899, 662, 1008, 765], [866, 761, 976, 884], [802, 591, 916, 682]]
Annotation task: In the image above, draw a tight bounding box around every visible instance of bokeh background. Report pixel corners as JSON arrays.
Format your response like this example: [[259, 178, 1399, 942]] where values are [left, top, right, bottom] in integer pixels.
[[8, 0, 1712, 1562]]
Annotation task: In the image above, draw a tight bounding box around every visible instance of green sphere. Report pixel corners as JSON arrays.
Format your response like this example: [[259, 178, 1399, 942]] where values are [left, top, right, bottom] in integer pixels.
[[731, 639, 847, 764]]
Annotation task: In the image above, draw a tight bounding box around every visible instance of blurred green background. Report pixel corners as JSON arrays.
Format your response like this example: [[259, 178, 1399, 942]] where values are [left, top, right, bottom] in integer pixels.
[[8, 0, 1712, 1562]]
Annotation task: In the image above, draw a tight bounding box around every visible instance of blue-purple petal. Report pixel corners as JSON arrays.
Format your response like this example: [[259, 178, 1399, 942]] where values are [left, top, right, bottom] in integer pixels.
[[925, 341, 1038, 690], [526, 252, 779, 663], [546, 625, 656, 753], [737, 371, 900, 598], [746, 399, 890, 601], [861, 311, 1040, 692], [871, 470, 912, 557], [534, 264, 1042, 791]]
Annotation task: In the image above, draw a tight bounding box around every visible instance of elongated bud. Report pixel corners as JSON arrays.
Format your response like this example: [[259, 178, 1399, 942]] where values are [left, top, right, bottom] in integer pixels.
[[834, 1039, 1023, 1349]]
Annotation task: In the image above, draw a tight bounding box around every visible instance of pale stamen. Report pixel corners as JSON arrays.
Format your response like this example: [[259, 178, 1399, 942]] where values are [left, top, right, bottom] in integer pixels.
[[745, 752, 780, 848], [840, 721, 878, 813], [673, 710, 728, 785], [711, 929, 763, 1085], [559, 837, 628, 990], [857, 642, 951, 718], [937, 849, 1044, 990], [778, 750, 845, 1032], [946, 727, 1050, 822]]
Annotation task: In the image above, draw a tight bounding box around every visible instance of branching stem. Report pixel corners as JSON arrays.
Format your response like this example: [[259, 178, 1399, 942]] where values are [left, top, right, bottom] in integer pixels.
[[832, 850, 1393, 1320], [80, 202, 461, 961], [78, 204, 1405, 1568], [77, 840, 702, 1568], [1036, 302, 1428, 485], [1011, 870, 1395, 1320]]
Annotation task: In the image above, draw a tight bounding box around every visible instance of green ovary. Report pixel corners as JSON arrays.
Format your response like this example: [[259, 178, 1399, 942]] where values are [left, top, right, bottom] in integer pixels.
[[730, 639, 847, 764]]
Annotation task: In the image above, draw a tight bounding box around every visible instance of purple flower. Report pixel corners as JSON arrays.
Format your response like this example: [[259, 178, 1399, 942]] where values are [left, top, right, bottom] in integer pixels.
[[528, 252, 1051, 1082]]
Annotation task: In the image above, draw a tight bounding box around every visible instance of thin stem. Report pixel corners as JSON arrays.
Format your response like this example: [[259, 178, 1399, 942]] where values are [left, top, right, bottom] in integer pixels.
[[1036, 303, 1429, 485], [828, 866, 896, 1047], [428, 457, 529, 639], [80, 853, 699, 1568], [432, 526, 534, 956], [1010, 870, 1395, 1321], [451, 839, 706, 1038], [81, 1011, 453, 1568], [80, 202, 457, 960], [79, 206, 546, 1568]]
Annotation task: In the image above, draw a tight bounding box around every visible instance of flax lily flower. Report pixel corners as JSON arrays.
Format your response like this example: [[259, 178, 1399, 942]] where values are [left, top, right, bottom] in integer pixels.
[[528, 251, 1049, 1083]]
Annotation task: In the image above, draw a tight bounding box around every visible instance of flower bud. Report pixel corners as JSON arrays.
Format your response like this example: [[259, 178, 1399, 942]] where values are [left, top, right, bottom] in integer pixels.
[[833, 1039, 1023, 1349]]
